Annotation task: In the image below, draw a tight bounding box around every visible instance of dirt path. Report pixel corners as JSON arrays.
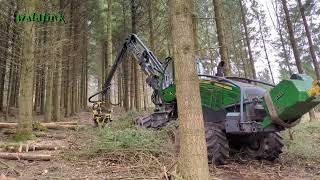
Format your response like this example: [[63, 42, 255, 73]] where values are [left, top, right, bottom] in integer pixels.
[[0, 112, 319, 179]]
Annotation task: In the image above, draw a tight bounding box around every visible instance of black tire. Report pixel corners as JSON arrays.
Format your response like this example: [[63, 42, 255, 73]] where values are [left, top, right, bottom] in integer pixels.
[[174, 122, 229, 165], [205, 122, 229, 165], [243, 132, 284, 161]]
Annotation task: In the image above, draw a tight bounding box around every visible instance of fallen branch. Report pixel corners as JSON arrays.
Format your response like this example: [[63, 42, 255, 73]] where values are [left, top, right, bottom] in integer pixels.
[[0, 152, 51, 161], [0, 160, 21, 176]]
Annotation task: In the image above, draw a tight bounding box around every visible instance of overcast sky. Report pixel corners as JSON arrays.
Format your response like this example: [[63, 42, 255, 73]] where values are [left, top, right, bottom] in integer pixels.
[[254, 0, 281, 82]]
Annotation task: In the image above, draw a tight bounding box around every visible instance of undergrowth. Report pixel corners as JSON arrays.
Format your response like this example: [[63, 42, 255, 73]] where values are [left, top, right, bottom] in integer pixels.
[[282, 121, 320, 161], [83, 111, 177, 157]]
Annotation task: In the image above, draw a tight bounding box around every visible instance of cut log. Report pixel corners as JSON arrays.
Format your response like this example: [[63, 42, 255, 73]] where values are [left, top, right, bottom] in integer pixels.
[[0, 122, 83, 130], [34, 133, 66, 139], [41, 123, 82, 130], [49, 121, 78, 125], [21, 144, 65, 152], [1, 143, 65, 152], [0, 123, 17, 129], [0, 152, 51, 161]]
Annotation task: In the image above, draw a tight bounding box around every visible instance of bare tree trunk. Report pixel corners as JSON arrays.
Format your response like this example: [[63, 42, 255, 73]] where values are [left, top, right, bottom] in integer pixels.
[[271, 2, 293, 75], [281, 0, 316, 120], [52, 21, 62, 122], [0, 5, 11, 112], [131, 0, 142, 110], [44, 25, 54, 122], [256, 13, 275, 84], [213, 0, 230, 76], [281, 0, 303, 73], [5, 2, 16, 119], [239, 0, 256, 80], [228, 12, 241, 77], [205, 18, 215, 74], [297, 0, 320, 80], [64, 2, 73, 117], [17, 0, 36, 139], [170, 0, 210, 179], [297, 0, 318, 121], [122, 0, 129, 111], [105, 0, 113, 109]]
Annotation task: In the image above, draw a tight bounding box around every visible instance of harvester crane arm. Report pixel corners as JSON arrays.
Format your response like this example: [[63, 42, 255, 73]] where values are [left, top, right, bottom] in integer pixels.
[[88, 34, 165, 103]]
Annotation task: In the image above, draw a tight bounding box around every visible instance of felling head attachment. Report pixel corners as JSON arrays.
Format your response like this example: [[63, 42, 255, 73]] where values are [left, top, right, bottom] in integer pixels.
[[308, 80, 320, 97], [91, 101, 112, 128]]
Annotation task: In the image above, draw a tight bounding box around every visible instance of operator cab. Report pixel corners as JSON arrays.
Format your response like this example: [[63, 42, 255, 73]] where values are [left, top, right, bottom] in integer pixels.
[[162, 57, 174, 88]]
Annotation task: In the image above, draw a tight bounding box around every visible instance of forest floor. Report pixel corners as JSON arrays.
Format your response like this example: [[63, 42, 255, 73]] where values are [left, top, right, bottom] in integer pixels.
[[0, 110, 320, 180]]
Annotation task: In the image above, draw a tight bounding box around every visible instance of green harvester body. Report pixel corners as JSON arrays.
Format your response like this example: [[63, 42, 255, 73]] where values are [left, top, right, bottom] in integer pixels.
[[160, 74, 320, 132]]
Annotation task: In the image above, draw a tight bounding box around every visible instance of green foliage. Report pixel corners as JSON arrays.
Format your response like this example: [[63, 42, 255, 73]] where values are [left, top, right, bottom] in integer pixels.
[[84, 112, 175, 156], [282, 121, 320, 161], [13, 131, 34, 142], [32, 122, 47, 131]]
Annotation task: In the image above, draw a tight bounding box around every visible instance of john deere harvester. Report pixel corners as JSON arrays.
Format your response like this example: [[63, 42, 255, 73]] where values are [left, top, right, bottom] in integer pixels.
[[89, 34, 320, 164]]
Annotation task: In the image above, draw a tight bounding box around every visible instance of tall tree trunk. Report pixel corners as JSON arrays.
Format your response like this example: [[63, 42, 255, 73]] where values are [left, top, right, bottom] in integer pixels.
[[0, 3, 12, 112], [122, 0, 130, 111], [239, 0, 256, 80], [131, 0, 142, 110], [297, 0, 318, 121], [205, 18, 215, 74], [44, 26, 54, 122], [213, 0, 230, 76], [17, 0, 36, 139], [281, 0, 316, 120], [281, 0, 303, 73], [170, 0, 210, 179], [4, 1, 16, 119], [52, 22, 62, 122], [228, 12, 241, 77], [147, 0, 155, 51], [105, 0, 113, 109], [256, 13, 275, 84], [272, 2, 293, 75], [297, 0, 320, 80]]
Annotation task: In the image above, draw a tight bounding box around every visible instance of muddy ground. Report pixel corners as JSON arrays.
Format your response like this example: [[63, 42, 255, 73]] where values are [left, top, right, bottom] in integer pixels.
[[0, 111, 319, 180]]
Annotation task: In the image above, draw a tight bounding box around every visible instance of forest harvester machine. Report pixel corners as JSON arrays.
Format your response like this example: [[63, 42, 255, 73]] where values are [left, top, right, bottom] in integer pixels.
[[89, 34, 320, 164]]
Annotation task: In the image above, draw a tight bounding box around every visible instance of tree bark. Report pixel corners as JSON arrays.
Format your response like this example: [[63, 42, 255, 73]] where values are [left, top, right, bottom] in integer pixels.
[[131, 0, 142, 110], [281, 0, 316, 120], [17, 0, 36, 139], [44, 25, 54, 122], [122, 0, 130, 111], [256, 13, 275, 84], [272, 2, 293, 75], [170, 0, 210, 179], [297, 0, 320, 80], [105, 0, 113, 109], [52, 24, 62, 122], [239, 0, 256, 79], [281, 0, 303, 73], [213, 0, 230, 76]]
